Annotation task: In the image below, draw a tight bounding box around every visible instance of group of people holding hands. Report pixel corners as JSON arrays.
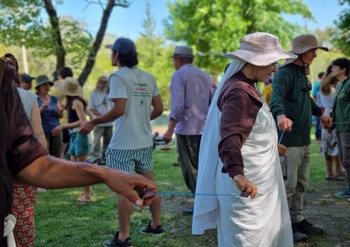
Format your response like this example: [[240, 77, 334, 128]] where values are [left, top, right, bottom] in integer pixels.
[[2, 30, 350, 247]]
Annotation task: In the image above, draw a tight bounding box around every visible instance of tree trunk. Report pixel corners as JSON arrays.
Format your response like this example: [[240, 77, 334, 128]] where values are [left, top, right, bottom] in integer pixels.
[[78, 0, 129, 86], [43, 0, 66, 73]]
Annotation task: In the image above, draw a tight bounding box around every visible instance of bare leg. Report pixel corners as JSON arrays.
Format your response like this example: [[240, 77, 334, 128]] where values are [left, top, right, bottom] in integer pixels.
[[334, 155, 346, 176], [140, 171, 161, 228], [117, 195, 133, 240], [76, 154, 92, 200], [325, 155, 334, 178]]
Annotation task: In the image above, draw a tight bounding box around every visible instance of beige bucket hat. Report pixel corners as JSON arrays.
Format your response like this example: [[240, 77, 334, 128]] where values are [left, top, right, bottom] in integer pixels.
[[282, 34, 329, 66], [290, 34, 329, 54], [224, 32, 297, 66], [55, 77, 83, 97]]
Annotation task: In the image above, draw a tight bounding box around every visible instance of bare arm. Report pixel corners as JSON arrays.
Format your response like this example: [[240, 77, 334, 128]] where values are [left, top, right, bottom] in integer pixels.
[[320, 73, 336, 96], [89, 108, 101, 117], [56, 101, 64, 118], [31, 100, 47, 148], [14, 156, 157, 208], [80, 98, 126, 134], [163, 119, 176, 143], [150, 94, 163, 120]]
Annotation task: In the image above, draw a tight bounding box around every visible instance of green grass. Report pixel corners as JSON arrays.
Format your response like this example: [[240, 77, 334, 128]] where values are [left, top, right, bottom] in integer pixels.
[[34, 131, 347, 247]]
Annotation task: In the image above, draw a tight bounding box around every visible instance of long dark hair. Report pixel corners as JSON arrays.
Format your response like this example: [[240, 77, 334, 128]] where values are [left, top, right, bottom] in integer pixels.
[[65, 95, 87, 110], [2, 53, 21, 86]]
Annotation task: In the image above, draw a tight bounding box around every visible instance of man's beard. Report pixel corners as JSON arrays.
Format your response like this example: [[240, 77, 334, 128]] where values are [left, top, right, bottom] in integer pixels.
[[96, 86, 109, 93]]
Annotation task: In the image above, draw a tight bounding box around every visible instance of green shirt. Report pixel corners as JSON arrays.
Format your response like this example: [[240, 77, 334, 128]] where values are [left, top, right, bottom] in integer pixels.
[[270, 63, 322, 147], [334, 78, 350, 132]]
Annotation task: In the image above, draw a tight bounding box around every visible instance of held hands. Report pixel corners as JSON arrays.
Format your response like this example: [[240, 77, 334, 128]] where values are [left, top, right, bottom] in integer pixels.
[[277, 114, 293, 132], [233, 175, 257, 199], [79, 121, 94, 135], [320, 114, 331, 129]]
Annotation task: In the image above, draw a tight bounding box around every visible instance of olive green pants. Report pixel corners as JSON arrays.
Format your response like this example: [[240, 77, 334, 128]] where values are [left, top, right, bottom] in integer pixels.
[[176, 134, 201, 194], [284, 145, 311, 223]]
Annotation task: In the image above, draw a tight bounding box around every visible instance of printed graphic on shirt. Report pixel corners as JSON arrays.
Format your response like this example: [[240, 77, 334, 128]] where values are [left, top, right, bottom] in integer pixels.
[[133, 81, 150, 106]]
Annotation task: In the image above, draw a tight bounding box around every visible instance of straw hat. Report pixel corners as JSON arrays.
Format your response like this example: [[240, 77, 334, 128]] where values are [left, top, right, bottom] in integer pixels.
[[223, 32, 297, 66], [282, 34, 329, 67], [55, 77, 83, 96], [290, 34, 328, 55]]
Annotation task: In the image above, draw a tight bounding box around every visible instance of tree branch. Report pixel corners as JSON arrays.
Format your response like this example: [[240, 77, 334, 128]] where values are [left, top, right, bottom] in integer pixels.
[[43, 0, 66, 71]]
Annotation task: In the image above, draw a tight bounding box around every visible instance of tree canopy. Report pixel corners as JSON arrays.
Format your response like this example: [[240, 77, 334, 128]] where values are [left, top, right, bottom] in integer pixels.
[[0, 0, 131, 85], [331, 0, 350, 56], [164, 0, 314, 79]]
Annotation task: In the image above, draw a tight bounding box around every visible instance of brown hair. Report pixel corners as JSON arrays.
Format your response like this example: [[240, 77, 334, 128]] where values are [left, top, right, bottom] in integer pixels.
[[2, 53, 21, 86]]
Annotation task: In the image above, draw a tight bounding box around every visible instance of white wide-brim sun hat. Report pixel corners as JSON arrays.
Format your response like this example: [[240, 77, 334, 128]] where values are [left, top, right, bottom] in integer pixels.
[[55, 77, 83, 97], [223, 32, 297, 66]]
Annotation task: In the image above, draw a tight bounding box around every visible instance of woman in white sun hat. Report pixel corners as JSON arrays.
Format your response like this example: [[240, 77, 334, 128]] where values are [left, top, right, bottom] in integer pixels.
[[192, 32, 297, 247], [52, 77, 93, 205]]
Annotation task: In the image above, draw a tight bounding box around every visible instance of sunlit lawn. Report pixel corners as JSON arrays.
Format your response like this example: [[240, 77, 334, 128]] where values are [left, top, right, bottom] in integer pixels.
[[33, 128, 346, 247]]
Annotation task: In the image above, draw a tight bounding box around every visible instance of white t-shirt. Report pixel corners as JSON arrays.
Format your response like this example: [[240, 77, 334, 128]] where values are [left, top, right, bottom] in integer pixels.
[[108, 67, 159, 150], [89, 89, 114, 127]]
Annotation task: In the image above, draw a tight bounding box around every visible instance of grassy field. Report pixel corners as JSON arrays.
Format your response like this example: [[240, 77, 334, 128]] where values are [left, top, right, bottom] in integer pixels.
[[33, 131, 349, 247]]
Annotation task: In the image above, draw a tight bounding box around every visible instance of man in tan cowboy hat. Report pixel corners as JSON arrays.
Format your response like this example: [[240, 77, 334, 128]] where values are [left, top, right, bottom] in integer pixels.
[[270, 34, 330, 242], [162, 45, 215, 215]]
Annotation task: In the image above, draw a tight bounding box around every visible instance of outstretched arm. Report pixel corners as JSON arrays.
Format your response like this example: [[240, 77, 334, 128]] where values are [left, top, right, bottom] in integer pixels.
[[14, 156, 157, 208]]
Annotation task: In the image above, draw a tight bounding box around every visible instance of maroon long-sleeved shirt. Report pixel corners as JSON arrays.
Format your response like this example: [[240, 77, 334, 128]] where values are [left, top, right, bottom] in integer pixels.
[[217, 71, 263, 178]]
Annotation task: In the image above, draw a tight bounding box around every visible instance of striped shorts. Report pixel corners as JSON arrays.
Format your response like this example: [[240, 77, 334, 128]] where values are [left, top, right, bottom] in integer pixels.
[[106, 146, 153, 173]]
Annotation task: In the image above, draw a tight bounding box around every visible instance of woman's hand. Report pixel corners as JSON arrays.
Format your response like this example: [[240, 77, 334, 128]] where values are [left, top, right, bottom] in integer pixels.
[[52, 125, 64, 136], [232, 174, 257, 199], [278, 144, 287, 156]]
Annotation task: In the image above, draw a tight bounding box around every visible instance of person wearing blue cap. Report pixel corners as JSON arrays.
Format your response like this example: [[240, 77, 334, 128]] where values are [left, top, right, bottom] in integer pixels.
[[80, 37, 164, 247], [19, 73, 35, 91]]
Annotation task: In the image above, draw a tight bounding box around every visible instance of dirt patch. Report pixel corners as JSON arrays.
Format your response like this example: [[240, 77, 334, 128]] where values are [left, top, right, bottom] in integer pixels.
[[160, 179, 350, 247], [294, 179, 350, 247]]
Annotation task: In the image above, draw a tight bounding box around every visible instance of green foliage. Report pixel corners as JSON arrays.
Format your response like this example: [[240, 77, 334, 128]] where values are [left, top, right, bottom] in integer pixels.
[[135, 2, 174, 110], [164, 0, 313, 80], [331, 0, 350, 56], [0, 0, 93, 65]]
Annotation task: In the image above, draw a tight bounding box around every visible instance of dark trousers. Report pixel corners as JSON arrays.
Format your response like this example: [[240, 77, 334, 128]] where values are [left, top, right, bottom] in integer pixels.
[[176, 134, 201, 194]]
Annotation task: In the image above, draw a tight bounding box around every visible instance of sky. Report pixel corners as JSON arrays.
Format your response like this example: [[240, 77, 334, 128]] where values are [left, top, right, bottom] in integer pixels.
[[56, 0, 345, 40]]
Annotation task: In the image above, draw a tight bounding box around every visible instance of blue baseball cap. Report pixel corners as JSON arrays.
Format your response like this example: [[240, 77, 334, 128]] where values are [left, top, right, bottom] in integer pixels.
[[21, 73, 35, 83], [106, 37, 136, 55]]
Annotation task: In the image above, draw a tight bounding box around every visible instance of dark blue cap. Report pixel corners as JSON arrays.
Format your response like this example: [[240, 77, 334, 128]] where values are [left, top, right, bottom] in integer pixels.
[[21, 73, 35, 83], [112, 37, 136, 55]]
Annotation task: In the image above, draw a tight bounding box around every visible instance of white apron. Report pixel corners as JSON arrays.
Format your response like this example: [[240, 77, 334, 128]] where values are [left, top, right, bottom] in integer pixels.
[[193, 63, 292, 246]]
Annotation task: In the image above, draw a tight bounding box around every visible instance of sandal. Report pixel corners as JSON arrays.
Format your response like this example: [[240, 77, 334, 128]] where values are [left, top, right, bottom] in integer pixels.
[[76, 199, 93, 205]]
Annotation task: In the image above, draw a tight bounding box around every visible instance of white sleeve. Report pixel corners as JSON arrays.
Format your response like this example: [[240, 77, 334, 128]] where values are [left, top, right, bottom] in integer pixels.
[[109, 74, 127, 100]]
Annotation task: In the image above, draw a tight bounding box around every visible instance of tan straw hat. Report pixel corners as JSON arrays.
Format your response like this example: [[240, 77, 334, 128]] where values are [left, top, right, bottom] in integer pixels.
[[281, 34, 329, 66], [290, 34, 329, 54], [224, 32, 297, 66], [55, 77, 83, 96]]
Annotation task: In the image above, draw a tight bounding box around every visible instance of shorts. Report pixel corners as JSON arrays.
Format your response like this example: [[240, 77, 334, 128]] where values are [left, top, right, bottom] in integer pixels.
[[106, 146, 153, 173], [67, 131, 90, 157]]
